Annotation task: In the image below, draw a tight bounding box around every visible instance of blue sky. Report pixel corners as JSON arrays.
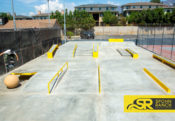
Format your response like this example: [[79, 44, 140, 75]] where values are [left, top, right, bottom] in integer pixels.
[[0, 0, 174, 16]]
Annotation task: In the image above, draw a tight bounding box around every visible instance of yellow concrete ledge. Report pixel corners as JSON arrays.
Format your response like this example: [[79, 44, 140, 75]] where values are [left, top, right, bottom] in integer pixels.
[[72, 44, 77, 58], [143, 68, 171, 93], [93, 44, 99, 58], [109, 38, 124, 42], [47, 44, 58, 59], [153, 54, 175, 68], [11, 72, 37, 76], [125, 48, 139, 59]]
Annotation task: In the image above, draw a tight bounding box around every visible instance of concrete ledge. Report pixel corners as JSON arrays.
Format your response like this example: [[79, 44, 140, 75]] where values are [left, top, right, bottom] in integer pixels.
[[153, 54, 175, 68], [125, 48, 139, 59], [47, 44, 58, 59], [11, 72, 37, 76], [93, 44, 99, 58], [108, 38, 124, 42], [143, 68, 171, 93]]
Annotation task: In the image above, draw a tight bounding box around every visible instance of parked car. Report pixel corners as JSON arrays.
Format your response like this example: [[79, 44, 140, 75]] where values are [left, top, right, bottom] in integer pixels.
[[80, 30, 95, 39]]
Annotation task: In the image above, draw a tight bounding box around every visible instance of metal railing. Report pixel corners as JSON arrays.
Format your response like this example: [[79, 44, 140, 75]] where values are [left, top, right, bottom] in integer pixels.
[[48, 62, 68, 94], [72, 44, 77, 58]]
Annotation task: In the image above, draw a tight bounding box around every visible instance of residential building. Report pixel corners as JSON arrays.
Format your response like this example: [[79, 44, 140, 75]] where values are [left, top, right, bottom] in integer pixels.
[[15, 15, 32, 20], [121, 2, 174, 16], [75, 4, 118, 26], [0, 19, 59, 29], [163, 5, 174, 13], [32, 11, 49, 20]]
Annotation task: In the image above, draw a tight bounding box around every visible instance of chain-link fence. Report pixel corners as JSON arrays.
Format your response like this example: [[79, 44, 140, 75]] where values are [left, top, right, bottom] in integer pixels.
[[0, 27, 61, 75], [137, 25, 175, 61]]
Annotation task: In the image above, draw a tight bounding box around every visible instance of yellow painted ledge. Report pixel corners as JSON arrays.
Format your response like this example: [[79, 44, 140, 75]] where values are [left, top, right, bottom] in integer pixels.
[[11, 72, 37, 76], [125, 48, 139, 59], [47, 44, 59, 59], [143, 68, 171, 93], [108, 38, 124, 42], [153, 54, 175, 68]]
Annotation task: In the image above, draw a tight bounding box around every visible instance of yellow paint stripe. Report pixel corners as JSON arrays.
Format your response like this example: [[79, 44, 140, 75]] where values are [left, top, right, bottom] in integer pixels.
[[125, 48, 139, 59], [109, 38, 124, 42], [143, 68, 171, 93], [72, 44, 77, 58], [98, 65, 101, 94], [153, 54, 175, 68]]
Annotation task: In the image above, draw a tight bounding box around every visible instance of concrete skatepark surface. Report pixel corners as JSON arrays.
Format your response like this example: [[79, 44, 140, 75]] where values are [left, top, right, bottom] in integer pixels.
[[0, 41, 175, 121]]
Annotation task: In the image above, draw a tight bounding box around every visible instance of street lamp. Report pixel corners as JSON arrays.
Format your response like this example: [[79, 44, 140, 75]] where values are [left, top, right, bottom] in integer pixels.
[[64, 1, 66, 43], [11, 0, 16, 31], [47, 0, 51, 27]]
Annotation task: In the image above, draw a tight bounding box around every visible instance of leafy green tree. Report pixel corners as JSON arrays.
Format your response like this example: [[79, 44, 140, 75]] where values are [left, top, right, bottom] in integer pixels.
[[150, 0, 160, 3], [74, 10, 95, 30], [102, 11, 118, 26], [51, 10, 95, 31], [50, 11, 64, 27], [170, 8, 175, 23], [0, 13, 13, 20], [127, 8, 171, 25]]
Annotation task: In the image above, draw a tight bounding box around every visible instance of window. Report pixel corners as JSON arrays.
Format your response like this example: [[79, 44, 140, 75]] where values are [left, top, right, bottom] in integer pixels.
[[133, 6, 135, 8], [140, 5, 142, 8], [90, 7, 93, 11], [78, 8, 81, 10], [106, 7, 109, 10], [167, 10, 170, 13], [156, 6, 158, 8], [83, 8, 86, 10], [112, 7, 114, 10], [126, 6, 129, 9], [99, 7, 101, 10], [149, 5, 151, 8]]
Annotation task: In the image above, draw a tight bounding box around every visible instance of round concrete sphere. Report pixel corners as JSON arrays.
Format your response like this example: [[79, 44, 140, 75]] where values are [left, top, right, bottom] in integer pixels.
[[4, 75, 19, 89]]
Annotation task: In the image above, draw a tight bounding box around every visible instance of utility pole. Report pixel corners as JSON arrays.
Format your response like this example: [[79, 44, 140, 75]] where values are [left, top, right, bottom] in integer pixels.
[[64, 2, 66, 43], [47, 0, 51, 27], [11, 0, 16, 31]]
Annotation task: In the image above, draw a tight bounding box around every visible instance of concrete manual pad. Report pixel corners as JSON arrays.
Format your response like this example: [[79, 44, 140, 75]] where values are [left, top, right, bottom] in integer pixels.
[[117, 49, 131, 56], [0, 40, 175, 121]]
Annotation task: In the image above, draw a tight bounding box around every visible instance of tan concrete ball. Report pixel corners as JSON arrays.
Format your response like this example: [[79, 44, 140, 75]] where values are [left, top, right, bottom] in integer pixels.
[[4, 75, 19, 89]]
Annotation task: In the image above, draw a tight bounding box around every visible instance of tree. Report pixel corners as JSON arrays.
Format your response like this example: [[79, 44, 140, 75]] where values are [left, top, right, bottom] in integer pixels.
[[0, 13, 13, 20], [170, 8, 175, 23], [51, 10, 95, 31], [127, 8, 169, 25], [102, 11, 118, 26], [50, 11, 64, 27], [74, 10, 95, 30], [150, 0, 160, 3]]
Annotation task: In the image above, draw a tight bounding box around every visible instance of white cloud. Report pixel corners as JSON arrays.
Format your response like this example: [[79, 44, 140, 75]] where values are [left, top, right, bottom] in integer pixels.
[[29, 12, 35, 16], [65, 2, 76, 12], [34, 0, 64, 13], [107, 1, 120, 6]]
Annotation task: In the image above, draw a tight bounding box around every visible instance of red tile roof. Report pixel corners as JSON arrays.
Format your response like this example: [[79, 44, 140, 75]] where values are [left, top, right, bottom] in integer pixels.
[[122, 2, 165, 7], [0, 19, 59, 29]]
